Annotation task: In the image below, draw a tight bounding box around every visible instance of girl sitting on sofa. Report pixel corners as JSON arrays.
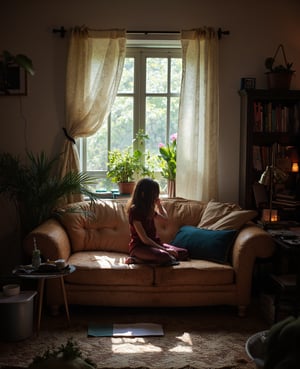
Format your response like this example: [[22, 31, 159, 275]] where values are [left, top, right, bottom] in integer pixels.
[[126, 178, 189, 265]]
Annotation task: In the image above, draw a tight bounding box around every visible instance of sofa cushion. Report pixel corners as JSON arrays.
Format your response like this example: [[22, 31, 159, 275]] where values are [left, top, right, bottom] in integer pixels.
[[65, 251, 154, 286], [154, 259, 234, 286], [171, 225, 237, 263], [65, 252, 234, 288], [57, 200, 130, 254], [197, 200, 241, 228], [204, 209, 257, 230], [156, 198, 207, 243]]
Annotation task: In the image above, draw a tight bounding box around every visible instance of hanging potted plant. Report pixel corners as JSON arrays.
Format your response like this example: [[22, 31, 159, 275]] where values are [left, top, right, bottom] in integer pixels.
[[0, 50, 35, 94], [265, 44, 295, 90]]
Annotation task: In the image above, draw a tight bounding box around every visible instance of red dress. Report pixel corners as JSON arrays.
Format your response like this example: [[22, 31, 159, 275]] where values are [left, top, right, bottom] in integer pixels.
[[128, 206, 189, 264], [128, 206, 161, 253]]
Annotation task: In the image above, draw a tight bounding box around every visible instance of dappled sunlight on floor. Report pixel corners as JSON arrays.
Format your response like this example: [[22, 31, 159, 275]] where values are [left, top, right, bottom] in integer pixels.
[[111, 332, 194, 354]]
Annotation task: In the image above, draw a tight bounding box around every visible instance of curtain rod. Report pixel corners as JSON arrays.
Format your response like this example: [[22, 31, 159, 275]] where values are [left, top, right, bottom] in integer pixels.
[[52, 27, 230, 40], [127, 28, 230, 39]]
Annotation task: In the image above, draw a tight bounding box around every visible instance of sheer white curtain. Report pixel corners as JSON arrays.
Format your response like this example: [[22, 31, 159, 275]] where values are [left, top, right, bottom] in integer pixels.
[[177, 28, 219, 201], [59, 27, 126, 178]]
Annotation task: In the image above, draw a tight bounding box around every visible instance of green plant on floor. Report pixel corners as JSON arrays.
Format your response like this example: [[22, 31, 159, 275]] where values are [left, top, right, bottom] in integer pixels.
[[29, 338, 96, 368], [0, 150, 98, 235]]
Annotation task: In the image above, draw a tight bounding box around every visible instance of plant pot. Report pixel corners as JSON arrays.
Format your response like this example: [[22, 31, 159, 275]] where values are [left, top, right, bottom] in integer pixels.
[[266, 72, 293, 90], [118, 181, 135, 195], [245, 330, 268, 369]]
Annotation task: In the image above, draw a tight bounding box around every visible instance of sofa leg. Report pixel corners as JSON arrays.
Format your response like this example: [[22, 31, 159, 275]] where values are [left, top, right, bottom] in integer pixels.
[[238, 305, 247, 317]]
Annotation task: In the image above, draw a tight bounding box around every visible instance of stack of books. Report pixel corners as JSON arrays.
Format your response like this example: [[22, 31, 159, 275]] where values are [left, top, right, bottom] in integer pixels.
[[273, 193, 300, 211]]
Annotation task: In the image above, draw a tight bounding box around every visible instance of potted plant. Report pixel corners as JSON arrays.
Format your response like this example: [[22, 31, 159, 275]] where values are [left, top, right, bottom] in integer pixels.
[[106, 130, 154, 194], [265, 44, 295, 90], [0, 150, 98, 237], [29, 338, 96, 369], [158, 133, 177, 197], [0, 50, 35, 94]]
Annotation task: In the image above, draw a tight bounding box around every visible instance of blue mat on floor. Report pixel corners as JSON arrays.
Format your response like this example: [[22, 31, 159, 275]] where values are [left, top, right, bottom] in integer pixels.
[[88, 322, 164, 337]]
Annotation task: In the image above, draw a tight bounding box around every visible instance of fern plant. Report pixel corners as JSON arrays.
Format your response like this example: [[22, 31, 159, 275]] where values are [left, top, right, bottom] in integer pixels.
[[0, 151, 98, 235]]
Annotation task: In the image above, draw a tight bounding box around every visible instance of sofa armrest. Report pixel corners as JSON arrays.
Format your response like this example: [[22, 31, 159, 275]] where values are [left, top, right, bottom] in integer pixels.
[[23, 218, 71, 262], [231, 223, 274, 310]]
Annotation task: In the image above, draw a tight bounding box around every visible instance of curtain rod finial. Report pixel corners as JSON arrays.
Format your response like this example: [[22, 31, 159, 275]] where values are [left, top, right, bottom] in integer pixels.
[[217, 28, 230, 40], [53, 26, 67, 38]]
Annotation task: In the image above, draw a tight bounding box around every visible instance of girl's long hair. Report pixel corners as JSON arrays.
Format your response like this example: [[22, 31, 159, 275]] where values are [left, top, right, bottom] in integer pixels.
[[126, 178, 159, 219]]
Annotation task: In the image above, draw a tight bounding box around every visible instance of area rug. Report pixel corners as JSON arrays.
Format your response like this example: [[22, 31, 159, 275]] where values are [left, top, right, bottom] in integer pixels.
[[0, 302, 267, 369]]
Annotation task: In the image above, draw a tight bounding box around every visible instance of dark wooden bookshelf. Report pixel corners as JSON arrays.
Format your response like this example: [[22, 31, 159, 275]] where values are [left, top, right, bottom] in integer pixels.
[[239, 89, 300, 210]]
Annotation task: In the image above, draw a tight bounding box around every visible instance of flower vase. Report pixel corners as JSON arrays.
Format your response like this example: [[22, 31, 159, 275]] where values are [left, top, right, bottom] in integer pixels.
[[167, 180, 176, 198]]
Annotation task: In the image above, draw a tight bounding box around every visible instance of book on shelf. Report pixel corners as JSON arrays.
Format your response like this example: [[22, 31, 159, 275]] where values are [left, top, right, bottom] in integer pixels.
[[273, 190, 300, 213], [276, 192, 297, 200], [252, 145, 262, 170], [273, 197, 300, 208], [253, 100, 300, 133]]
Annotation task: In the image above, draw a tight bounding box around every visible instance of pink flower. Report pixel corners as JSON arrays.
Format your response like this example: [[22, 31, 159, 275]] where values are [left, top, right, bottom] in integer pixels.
[[158, 143, 165, 148], [170, 133, 177, 142]]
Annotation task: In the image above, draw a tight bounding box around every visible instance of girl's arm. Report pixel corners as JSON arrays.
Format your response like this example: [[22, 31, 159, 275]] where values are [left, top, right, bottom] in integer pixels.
[[133, 220, 166, 250], [155, 198, 168, 220]]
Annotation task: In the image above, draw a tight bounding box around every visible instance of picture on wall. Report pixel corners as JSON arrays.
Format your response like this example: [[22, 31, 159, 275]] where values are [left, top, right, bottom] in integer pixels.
[[0, 61, 27, 96], [240, 78, 256, 90]]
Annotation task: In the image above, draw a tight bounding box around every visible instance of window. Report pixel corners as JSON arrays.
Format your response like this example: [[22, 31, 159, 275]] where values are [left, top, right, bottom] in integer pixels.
[[79, 44, 182, 193]]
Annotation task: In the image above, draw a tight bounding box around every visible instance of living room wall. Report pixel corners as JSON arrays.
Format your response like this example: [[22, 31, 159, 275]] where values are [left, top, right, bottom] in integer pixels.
[[0, 0, 300, 272]]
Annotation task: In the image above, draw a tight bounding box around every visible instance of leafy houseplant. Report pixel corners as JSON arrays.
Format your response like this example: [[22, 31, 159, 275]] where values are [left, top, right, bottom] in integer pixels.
[[158, 133, 177, 197], [158, 133, 177, 181], [0, 50, 35, 94], [29, 338, 96, 369], [0, 151, 98, 237], [265, 44, 295, 90], [106, 130, 154, 194]]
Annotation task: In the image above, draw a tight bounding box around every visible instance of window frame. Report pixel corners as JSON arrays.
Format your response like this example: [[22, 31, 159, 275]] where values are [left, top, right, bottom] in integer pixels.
[[78, 44, 182, 190]]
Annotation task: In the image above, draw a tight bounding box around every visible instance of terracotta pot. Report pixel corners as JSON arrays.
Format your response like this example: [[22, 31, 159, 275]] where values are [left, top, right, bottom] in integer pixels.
[[266, 72, 293, 90], [117, 181, 135, 195]]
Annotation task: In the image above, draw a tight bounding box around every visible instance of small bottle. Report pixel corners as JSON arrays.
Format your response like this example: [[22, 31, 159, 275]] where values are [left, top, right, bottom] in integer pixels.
[[32, 237, 41, 269]]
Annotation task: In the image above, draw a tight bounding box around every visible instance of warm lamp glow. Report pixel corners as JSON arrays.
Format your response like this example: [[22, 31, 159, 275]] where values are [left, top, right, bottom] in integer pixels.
[[262, 209, 278, 223], [291, 162, 299, 173]]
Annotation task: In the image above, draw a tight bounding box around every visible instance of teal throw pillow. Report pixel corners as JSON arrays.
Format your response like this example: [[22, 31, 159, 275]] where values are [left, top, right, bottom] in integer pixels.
[[171, 225, 237, 264]]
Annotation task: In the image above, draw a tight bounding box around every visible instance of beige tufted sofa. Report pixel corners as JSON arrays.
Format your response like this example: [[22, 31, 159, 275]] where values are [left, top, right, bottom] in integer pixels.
[[23, 198, 274, 317]]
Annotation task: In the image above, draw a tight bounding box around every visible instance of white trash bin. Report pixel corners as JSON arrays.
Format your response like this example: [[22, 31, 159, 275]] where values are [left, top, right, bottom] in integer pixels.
[[0, 290, 37, 341]]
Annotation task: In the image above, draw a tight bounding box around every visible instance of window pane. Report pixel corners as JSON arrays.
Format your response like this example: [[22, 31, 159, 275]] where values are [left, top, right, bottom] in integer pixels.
[[146, 58, 168, 93], [171, 58, 182, 93], [146, 96, 167, 154], [118, 57, 134, 93], [110, 96, 133, 150], [170, 96, 180, 135], [87, 122, 108, 171]]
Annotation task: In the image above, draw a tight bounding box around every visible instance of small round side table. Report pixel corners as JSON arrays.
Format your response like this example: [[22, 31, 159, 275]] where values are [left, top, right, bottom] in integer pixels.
[[13, 265, 76, 334]]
